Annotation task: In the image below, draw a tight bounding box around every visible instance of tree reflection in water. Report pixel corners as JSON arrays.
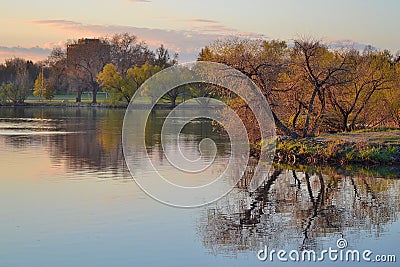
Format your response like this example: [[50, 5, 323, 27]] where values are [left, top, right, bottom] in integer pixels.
[[198, 167, 400, 256], [1, 107, 399, 257]]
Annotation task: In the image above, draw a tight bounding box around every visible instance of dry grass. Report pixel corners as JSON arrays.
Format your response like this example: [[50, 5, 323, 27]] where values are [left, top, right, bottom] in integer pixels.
[[316, 129, 400, 145]]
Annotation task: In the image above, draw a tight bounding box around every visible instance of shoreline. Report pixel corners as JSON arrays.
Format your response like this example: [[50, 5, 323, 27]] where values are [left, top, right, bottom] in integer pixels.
[[272, 132, 400, 166], [0, 102, 178, 109], [0, 102, 224, 110], [270, 163, 400, 179], [0, 101, 128, 109], [1, 104, 399, 167]]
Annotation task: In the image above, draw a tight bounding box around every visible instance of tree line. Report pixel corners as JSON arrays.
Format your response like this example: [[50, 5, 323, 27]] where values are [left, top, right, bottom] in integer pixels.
[[0, 34, 399, 137], [0, 58, 40, 103], [198, 38, 400, 138], [0, 33, 177, 104]]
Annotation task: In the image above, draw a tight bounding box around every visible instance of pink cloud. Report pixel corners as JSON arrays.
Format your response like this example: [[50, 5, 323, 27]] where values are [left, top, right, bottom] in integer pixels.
[[0, 46, 51, 63], [29, 19, 258, 62], [187, 18, 220, 24], [24, 19, 270, 62]]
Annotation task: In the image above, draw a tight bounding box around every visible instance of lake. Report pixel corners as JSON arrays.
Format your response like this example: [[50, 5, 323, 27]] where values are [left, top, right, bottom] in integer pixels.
[[0, 107, 399, 267]]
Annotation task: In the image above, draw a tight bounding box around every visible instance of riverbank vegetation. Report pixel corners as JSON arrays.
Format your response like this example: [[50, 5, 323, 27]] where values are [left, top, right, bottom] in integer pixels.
[[199, 38, 400, 165], [199, 38, 400, 138], [274, 129, 400, 165], [0, 33, 399, 166]]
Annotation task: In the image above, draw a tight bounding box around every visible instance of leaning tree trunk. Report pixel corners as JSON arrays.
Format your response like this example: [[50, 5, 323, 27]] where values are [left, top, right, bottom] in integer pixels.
[[271, 110, 300, 139]]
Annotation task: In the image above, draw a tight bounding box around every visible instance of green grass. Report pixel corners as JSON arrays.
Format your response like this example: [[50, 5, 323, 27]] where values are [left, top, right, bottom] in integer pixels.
[[275, 135, 400, 165], [26, 92, 110, 102], [358, 145, 398, 162], [318, 129, 400, 146]]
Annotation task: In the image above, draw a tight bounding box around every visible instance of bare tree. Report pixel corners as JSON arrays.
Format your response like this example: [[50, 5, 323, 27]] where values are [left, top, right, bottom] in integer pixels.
[[199, 38, 300, 139], [67, 38, 111, 103], [291, 40, 352, 137], [327, 49, 395, 131], [0, 58, 38, 103], [46, 47, 69, 95], [108, 33, 154, 75]]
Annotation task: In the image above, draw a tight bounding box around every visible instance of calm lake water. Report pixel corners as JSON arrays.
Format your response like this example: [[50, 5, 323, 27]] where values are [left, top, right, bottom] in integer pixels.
[[0, 107, 399, 267]]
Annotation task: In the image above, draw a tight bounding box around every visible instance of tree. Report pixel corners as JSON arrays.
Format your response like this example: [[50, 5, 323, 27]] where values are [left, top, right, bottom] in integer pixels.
[[381, 60, 400, 127], [33, 71, 45, 99], [127, 63, 163, 102], [47, 47, 69, 95], [0, 58, 36, 103], [0, 83, 13, 103], [186, 63, 224, 105], [199, 38, 296, 140], [33, 71, 54, 100], [67, 38, 111, 103], [97, 63, 125, 103], [108, 33, 155, 74], [199, 38, 358, 139], [155, 44, 178, 68], [199, 38, 299, 139], [97, 62, 162, 103], [140, 64, 192, 107], [289, 40, 352, 137], [326, 49, 395, 131]]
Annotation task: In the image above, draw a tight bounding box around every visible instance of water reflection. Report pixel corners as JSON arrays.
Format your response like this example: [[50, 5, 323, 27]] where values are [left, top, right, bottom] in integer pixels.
[[0, 107, 229, 178], [199, 167, 400, 256], [0, 107, 126, 174], [0, 107, 399, 264]]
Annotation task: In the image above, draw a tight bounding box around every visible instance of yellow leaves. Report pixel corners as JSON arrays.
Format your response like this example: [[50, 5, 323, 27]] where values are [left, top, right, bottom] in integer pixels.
[[33, 72, 53, 99], [97, 63, 122, 89], [126, 62, 162, 87], [97, 63, 125, 103], [97, 62, 163, 103]]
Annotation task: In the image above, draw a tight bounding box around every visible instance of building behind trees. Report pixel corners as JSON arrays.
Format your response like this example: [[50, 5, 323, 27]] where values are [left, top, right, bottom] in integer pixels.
[[67, 38, 111, 103]]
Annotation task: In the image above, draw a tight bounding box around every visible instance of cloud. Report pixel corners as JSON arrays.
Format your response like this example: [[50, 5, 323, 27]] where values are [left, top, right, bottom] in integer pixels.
[[29, 19, 264, 62], [30, 19, 82, 26], [0, 46, 51, 63], [187, 18, 220, 24], [323, 38, 375, 51], [5, 20, 371, 64], [175, 18, 238, 34]]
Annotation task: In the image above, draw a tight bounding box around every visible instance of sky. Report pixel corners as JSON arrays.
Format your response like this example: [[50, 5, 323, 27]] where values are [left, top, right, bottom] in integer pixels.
[[0, 0, 399, 63]]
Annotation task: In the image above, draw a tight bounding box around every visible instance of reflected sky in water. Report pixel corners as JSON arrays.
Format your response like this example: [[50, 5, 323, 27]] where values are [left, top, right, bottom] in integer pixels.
[[0, 107, 398, 267]]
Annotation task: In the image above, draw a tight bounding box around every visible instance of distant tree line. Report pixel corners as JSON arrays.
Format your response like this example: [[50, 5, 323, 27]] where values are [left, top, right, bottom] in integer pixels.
[[198, 38, 400, 138], [0, 33, 177, 104], [0, 58, 40, 103]]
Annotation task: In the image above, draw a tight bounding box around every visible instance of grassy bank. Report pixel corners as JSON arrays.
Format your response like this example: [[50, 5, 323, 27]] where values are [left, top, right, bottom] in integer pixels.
[[0, 101, 128, 109], [275, 129, 400, 165], [1, 94, 225, 109]]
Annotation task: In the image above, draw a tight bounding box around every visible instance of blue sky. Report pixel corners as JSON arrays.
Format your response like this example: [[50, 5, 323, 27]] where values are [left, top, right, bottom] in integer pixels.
[[0, 0, 399, 62]]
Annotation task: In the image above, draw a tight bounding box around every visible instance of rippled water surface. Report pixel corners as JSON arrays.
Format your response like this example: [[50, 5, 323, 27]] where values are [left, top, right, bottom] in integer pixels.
[[0, 107, 399, 267]]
